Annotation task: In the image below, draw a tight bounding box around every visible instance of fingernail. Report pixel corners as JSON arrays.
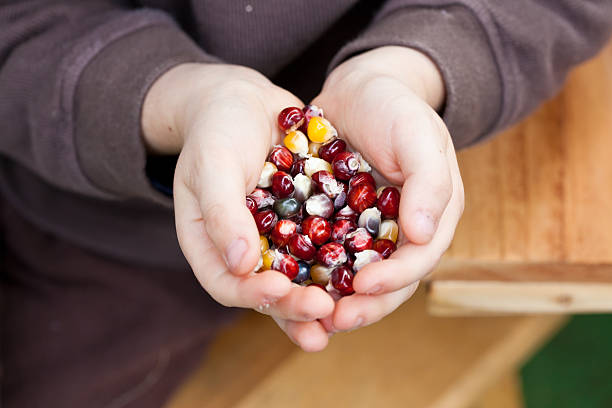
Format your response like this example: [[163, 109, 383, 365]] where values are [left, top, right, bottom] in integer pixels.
[[350, 317, 364, 331], [225, 238, 247, 272], [366, 285, 382, 295], [414, 211, 436, 241]]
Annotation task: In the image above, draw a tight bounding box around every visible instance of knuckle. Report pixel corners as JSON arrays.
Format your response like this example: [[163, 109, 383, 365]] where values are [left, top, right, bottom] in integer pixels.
[[201, 202, 227, 230]]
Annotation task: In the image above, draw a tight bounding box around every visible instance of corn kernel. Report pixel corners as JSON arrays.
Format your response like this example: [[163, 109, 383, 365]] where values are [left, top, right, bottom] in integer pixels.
[[307, 117, 337, 143], [259, 235, 269, 253], [378, 219, 399, 243], [262, 249, 275, 270], [257, 162, 277, 188], [283, 130, 309, 156], [308, 142, 321, 157], [310, 263, 332, 285], [304, 157, 332, 177]]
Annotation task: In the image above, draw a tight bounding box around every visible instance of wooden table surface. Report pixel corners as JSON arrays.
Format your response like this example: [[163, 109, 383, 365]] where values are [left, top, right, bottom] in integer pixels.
[[428, 42, 612, 315], [167, 288, 565, 408]]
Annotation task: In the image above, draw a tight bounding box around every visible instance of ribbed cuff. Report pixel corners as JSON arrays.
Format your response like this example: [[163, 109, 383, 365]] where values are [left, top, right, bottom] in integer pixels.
[[74, 20, 219, 204], [329, 5, 502, 149]]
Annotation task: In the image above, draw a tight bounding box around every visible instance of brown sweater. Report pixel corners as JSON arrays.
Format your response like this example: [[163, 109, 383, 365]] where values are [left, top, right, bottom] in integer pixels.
[[0, 1, 610, 267]]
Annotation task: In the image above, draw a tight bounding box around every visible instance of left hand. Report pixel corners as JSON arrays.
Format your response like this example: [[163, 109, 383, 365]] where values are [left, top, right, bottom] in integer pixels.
[[311, 46, 465, 333]]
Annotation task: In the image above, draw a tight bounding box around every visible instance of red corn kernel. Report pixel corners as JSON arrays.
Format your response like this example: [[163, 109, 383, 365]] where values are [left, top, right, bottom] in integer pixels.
[[254, 210, 278, 234], [346, 254, 355, 270], [271, 171, 294, 198], [268, 146, 294, 172], [334, 205, 358, 223], [304, 193, 334, 219], [299, 105, 324, 133], [318, 139, 346, 163], [373, 239, 397, 259], [311, 170, 344, 198], [290, 158, 307, 177], [332, 151, 360, 181], [347, 183, 377, 213], [272, 252, 299, 280], [330, 219, 357, 243], [317, 242, 348, 267], [278, 107, 305, 132], [344, 228, 373, 254], [270, 219, 297, 247], [246, 196, 257, 215], [377, 186, 400, 219], [331, 266, 354, 296], [349, 172, 376, 190], [287, 233, 317, 261], [248, 188, 275, 209], [301, 215, 332, 246]]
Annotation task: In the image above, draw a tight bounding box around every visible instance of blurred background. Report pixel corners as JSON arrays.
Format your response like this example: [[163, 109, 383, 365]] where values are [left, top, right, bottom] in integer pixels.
[[165, 41, 612, 408]]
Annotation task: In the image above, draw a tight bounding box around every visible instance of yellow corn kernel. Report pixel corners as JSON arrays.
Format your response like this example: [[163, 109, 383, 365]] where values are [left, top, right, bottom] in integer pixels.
[[262, 249, 275, 270], [259, 235, 269, 253], [310, 263, 331, 285], [308, 142, 321, 157], [307, 117, 337, 143], [378, 219, 399, 243], [283, 130, 309, 155]]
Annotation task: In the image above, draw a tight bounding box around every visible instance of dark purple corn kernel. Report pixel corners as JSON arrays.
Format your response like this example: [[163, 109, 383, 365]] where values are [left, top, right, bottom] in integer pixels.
[[377, 186, 400, 219], [331, 266, 354, 296], [278, 107, 305, 132], [287, 233, 317, 261], [271, 171, 294, 198], [332, 151, 360, 181], [254, 210, 278, 234], [318, 139, 346, 163]]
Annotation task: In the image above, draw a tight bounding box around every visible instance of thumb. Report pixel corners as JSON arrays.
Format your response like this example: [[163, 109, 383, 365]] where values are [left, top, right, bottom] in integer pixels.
[[196, 147, 262, 275], [397, 115, 453, 245]]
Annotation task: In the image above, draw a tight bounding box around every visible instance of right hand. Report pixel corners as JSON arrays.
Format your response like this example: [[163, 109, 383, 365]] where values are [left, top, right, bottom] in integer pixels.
[[142, 63, 334, 351]]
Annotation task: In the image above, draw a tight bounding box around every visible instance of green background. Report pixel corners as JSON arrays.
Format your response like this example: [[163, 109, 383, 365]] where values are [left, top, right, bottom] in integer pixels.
[[522, 315, 612, 407]]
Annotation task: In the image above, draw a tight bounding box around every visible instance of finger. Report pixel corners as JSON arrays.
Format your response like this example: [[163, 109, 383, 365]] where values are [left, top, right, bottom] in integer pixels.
[[262, 285, 335, 322], [273, 317, 330, 352], [331, 282, 420, 332], [174, 181, 292, 307], [353, 148, 464, 295], [395, 112, 453, 245]]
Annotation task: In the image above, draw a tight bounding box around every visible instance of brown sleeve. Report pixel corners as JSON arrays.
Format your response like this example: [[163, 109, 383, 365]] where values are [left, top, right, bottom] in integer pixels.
[[330, 0, 612, 149], [0, 1, 216, 204]]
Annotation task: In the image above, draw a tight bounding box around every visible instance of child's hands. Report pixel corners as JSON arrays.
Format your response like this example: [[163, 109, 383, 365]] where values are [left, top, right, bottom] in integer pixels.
[[142, 64, 334, 351], [312, 47, 464, 333]]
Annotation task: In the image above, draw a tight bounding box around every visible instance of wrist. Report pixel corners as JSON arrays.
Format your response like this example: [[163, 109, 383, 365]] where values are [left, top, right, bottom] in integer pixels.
[[329, 46, 445, 111], [142, 63, 274, 155]]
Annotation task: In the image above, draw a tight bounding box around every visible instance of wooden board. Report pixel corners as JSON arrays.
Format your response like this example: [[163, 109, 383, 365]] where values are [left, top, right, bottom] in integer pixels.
[[166, 288, 565, 408], [473, 372, 524, 408], [428, 42, 612, 314]]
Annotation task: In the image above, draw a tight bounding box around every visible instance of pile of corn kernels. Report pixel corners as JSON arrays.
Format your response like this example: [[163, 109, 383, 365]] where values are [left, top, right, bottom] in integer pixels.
[[247, 106, 400, 297]]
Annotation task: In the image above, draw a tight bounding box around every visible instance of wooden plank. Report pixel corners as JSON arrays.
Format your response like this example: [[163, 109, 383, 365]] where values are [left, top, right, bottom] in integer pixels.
[[445, 42, 612, 264], [428, 261, 612, 315], [221, 289, 565, 408], [429, 42, 612, 315], [473, 372, 524, 408]]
